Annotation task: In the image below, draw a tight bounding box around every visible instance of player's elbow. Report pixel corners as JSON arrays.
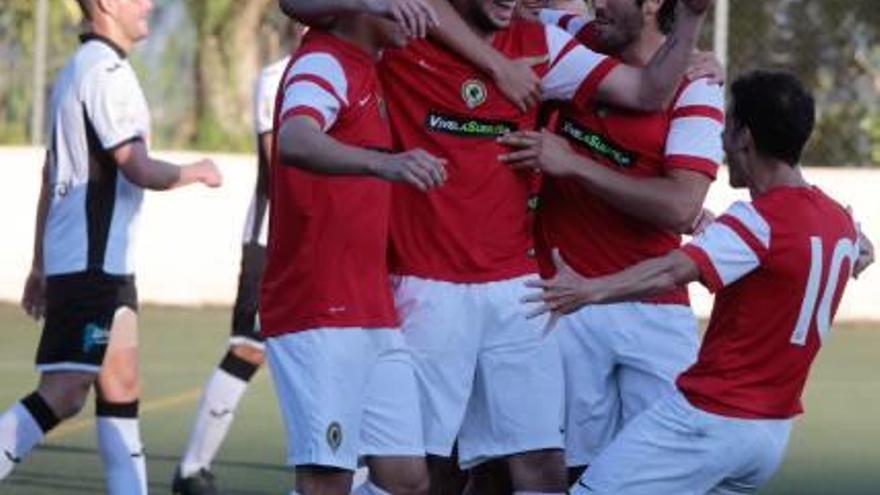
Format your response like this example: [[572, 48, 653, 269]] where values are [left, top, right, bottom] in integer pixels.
[[668, 207, 702, 234]]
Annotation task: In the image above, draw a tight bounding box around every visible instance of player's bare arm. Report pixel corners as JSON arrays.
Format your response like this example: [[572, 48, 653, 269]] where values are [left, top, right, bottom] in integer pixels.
[[522, 248, 699, 318], [21, 157, 51, 321], [278, 115, 447, 191], [595, 0, 713, 111], [279, 0, 438, 37], [500, 129, 711, 233], [112, 140, 222, 190], [687, 50, 725, 85]]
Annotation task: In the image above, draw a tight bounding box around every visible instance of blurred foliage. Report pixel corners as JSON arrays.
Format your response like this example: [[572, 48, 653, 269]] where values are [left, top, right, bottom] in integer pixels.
[[0, 0, 877, 164]]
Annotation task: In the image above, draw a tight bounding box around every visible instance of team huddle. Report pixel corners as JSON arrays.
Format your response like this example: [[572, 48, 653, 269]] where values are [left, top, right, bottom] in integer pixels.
[[0, 0, 875, 494]]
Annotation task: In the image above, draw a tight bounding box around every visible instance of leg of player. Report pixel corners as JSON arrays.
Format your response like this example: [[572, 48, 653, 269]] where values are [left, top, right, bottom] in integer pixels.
[[174, 344, 263, 494], [94, 307, 147, 495], [0, 372, 90, 480], [359, 456, 428, 495], [507, 449, 568, 494], [426, 452, 468, 495], [464, 459, 511, 495]]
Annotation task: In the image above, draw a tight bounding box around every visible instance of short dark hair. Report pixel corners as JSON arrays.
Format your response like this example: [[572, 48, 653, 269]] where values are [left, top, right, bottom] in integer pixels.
[[636, 0, 677, 34], [730, 70, 816, 166]]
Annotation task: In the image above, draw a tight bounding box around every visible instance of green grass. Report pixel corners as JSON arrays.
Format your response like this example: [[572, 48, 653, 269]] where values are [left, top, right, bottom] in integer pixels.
[[0, 303, 878, 493]]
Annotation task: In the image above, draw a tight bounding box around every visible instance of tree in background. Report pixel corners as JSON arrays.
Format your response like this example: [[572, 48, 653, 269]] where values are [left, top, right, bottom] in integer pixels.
[[184, 0, 275, 151], [726, 0, 880, 167], [0, 0, 877, 162]]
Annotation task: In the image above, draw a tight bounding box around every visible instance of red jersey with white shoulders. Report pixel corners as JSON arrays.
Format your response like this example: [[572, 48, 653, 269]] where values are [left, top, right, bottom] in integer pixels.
[[260, 30, 397, 337], [380, 20, 619, 282], [678, 187, 859, 418], [534, 8, 724, 305]]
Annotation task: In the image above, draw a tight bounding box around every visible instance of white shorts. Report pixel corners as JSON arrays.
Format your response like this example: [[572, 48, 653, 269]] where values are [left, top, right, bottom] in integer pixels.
[[266, 327, 424, 470], [393, 274, 564, 469], [559, 302, 698, 466], [573, 392, 793, 495]]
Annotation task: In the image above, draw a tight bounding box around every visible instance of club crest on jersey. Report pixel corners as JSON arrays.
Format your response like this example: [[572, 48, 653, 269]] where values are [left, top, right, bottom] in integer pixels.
[[461, 79, 488, 109], [326, 421, 343, 452]]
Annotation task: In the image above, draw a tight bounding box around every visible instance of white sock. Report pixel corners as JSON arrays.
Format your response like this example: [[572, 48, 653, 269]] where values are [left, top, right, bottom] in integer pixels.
[[352, 480, 392, 495], [96, 416, 147, 495], [179, 367, 249, 477], [0, 402, 45, 479]]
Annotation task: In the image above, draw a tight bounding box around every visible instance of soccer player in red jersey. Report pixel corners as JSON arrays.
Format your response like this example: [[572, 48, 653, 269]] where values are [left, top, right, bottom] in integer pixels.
[[522, 70, 874, 494], [280, 0, 714, 492], [500, 0, 724, 483], [259, 5, 449, 494]]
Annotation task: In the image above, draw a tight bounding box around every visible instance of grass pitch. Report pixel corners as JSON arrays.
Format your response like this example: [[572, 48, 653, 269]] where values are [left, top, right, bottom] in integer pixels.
[[0, 303, 877, 494]]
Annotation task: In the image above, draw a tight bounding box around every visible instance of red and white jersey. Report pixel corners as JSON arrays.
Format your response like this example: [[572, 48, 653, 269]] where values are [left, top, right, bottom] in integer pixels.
[[534, 8, 724, 305], [538, 8, 600, 48], [380, 20, 619, 282], [260, 30, 397, 337], [678, 187, 859, 419]]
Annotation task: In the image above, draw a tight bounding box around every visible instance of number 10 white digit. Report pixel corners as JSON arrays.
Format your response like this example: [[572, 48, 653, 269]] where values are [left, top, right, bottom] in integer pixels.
[[791, 236, 857, 346]]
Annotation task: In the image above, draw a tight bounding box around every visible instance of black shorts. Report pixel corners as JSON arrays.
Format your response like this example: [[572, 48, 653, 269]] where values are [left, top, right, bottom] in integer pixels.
[[36, 271, 138, 373], [230, 243, 266, 346]]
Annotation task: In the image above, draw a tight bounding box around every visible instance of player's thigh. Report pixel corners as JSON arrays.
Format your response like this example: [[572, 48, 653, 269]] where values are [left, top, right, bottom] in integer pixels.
[[265, 328, 383, 470], [457, 275, 565, 469], [710, 419, 793, 495], [229, 243, 267, 351], [392, 276, 482, 457], [361, 331, 425, 460], [576, 392, 715, 495], [97, 306, 141, 402], [558, 305, 623, 467], [616, 303, 699, 422]]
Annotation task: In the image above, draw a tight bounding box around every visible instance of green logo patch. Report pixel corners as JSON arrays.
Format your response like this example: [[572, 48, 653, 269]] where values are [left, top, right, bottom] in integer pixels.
[[558, 119, 636, 168]]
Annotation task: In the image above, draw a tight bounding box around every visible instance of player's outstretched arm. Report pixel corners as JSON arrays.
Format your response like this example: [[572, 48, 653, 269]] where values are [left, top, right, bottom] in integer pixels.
[[112, 139, 223, 191], [522, 249, 699, 318], [278, 115, 447, 191], [278, 0, 438, 38], [595, 0, 713, 111], [499, 130, 712, 233], [21, 157, 51, 320]]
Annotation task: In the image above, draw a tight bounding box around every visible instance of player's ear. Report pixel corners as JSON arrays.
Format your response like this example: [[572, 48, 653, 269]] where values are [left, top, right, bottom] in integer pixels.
[[93, 0, 115, 17]]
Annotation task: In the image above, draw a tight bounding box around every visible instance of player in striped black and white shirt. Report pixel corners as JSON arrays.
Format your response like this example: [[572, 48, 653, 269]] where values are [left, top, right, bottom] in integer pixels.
[[0, 1, 220, 493], [173, 21, 305, 495]]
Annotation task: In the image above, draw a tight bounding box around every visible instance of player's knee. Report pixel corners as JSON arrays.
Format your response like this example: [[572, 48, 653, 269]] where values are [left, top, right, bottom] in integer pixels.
[[100, 367, 141, 400], [369, 458, 429, 495], [38, 375, 92, 419], [230, 344, 265, 367], [508, 449, 568, 491], [376, 471, 429, 495]]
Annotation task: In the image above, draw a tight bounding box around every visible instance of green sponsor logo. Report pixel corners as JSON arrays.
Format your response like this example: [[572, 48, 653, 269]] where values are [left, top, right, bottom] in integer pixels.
[[558, 119, 636, 168], [426, 111, 517, 138]]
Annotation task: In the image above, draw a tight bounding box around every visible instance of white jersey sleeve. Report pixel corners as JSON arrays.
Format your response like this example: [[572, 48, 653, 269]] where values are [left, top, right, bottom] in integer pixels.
[[253, 56, 290, 135], [682, 201, 771, 292], [665, 78, 725, 177], [537, 8, 594, 37], [540, 25, 619, 105], [81, 60, 150, 149], [279, 52, 348, 132]]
